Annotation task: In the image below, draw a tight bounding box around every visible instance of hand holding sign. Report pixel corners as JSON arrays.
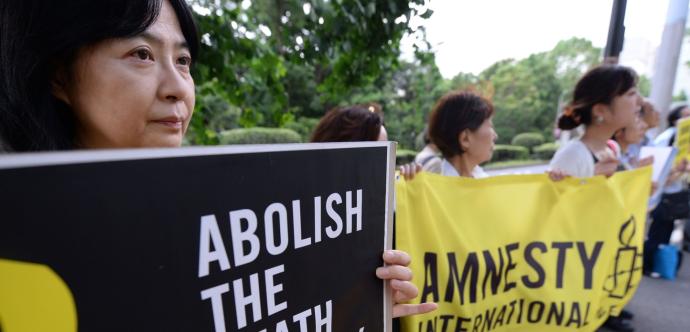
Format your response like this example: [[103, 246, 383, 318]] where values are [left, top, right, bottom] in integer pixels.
[[377, 250, 438, 318]]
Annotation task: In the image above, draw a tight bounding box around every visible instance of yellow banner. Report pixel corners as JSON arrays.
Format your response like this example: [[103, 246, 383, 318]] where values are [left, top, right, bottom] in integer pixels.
[[395, 168, 651, 332], [675, 117, 690, 164]]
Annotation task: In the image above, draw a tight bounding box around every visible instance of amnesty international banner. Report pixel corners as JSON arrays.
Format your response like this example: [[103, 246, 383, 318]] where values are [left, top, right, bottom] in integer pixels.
[[396, 168, 651, 332]]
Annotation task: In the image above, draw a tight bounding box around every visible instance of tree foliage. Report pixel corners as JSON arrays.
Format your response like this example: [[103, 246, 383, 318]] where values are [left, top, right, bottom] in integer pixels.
[[187, 2, 607, 151], [188, 0, 432, 144]]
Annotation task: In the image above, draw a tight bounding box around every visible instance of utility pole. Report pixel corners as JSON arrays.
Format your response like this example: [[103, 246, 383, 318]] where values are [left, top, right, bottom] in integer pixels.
[[651, 0, 689, 130], [604, 0, 628, 64]]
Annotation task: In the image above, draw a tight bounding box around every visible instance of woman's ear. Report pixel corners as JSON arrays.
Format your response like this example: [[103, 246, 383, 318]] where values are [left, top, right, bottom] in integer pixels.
[[458, 129, 470, 152], [592, 103, 609, 124]]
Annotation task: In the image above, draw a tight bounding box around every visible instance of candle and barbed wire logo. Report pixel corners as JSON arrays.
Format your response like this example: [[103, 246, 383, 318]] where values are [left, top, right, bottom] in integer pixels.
[[597, 215, 642, 318], [603, 215, 642, 299]]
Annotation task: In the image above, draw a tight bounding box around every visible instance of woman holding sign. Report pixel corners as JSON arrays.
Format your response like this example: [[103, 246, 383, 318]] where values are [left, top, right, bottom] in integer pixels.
[[0, 0, 434, 321]]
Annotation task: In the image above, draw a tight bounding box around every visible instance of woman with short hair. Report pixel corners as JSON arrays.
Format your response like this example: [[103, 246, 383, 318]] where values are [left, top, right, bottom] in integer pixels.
[[427, 91, 498, 178]]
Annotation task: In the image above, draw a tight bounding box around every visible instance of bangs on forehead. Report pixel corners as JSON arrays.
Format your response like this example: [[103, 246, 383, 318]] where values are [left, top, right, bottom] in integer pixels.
[[168, 0, 199, 60], [118, 0, 199, 59]]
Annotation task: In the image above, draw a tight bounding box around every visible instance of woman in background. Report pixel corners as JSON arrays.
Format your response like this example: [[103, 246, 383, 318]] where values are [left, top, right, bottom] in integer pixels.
[[310, 104, 388, 142], [427, 91, 498, 178], [549, 65, 640, 179]]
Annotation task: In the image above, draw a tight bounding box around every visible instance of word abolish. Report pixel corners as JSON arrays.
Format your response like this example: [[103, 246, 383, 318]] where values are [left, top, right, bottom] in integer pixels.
[[198, 189, 363, 277]]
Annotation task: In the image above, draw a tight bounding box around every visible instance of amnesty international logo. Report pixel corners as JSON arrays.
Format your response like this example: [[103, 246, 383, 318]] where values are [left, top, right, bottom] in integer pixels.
[[603, 215, 642, 300]]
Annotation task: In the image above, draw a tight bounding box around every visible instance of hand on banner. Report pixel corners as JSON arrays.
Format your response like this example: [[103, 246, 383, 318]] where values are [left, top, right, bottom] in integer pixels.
[[376, 250, 438, 318], [667, 159, 689, 184], [637, 155, 654, 168], [547, 169, 570, 182], [399, 163, 422, 181], [594, 156, 619, 177]]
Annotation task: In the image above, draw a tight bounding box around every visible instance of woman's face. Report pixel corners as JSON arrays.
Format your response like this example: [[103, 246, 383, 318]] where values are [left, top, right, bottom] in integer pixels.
[[641, 103, 660, 128], [56, 1, 195, 148], [607, 87, 640, 130], [464, 117, 498, 164], [622, 115, 648, 145]]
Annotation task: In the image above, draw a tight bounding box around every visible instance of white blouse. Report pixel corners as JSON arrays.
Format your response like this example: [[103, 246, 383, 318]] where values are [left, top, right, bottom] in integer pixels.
[[549, 139, 595, 178], [440, 159, 488, 178]]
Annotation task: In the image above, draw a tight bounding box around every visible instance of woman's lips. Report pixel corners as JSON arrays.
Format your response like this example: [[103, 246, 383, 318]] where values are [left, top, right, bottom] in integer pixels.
[[152, 116, 184, 129]]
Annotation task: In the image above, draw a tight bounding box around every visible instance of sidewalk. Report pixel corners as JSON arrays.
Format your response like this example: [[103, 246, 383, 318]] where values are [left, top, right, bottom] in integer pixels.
[[599, 250, 690, 332]]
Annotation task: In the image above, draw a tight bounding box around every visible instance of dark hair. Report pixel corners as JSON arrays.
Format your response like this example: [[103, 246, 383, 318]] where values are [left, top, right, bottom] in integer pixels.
[[0, 0, 199, 152], [667, 104, 688, 127], [428, 91, 494, 159], [422, 125, 431, 145], [557, 65, 638, 130], [310, 105, 383, 142]]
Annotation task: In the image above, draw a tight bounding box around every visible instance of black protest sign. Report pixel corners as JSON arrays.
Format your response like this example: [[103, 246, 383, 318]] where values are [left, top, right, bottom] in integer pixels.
[[0, 142, 394, 332]]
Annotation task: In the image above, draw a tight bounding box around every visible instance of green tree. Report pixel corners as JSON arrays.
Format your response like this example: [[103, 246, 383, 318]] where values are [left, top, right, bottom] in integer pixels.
[[188, 0, 433, 144], [480, 38, 601, 144]]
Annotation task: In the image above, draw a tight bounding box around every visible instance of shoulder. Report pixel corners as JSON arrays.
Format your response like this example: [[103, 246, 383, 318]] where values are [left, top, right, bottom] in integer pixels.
[[553, 140, 589, 159], [422, 157, 442, 174], [549, 140, 593, 177]]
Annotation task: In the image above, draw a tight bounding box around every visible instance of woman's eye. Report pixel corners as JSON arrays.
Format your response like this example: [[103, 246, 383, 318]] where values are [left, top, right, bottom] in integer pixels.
[[177, 56, 192, 67], [132, 49, 153, 61]]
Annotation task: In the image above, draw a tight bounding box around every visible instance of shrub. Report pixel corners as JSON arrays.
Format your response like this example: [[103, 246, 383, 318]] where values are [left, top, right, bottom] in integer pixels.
[[283, 117, 320, 142], [491, 145, 529, 162], [511, 132, 545, 151], [533, 142, 559, 160], [219, 127, 302, 145], [396, 149, 417, 165]]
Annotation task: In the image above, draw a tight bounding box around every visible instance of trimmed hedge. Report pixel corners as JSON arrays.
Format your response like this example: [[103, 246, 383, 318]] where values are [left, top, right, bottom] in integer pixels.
[[511, 132, 545, 151], [219, 127, 302, 145], [283, 117, 320, 142], [396, 149, 417, 165], [533, 142, 559, 160], [491, 145, 529, 162]]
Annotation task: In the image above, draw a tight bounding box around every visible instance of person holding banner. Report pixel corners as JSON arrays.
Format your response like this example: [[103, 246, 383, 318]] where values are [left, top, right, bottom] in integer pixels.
[[0, 0, 435, 321], [549, 65, 640, 180], [549, 64, 641, 332], [426, 91, 497, 178], [643, 104, 690, 278]]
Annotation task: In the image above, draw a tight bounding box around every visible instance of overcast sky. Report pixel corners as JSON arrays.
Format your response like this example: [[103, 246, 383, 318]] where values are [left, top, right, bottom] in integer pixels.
[[402, 0, 673, 78]]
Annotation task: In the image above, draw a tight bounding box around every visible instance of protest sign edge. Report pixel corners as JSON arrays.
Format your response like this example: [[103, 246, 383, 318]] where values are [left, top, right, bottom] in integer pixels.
[[0, 141, 392, 169], [383, 142, 396, 332]]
